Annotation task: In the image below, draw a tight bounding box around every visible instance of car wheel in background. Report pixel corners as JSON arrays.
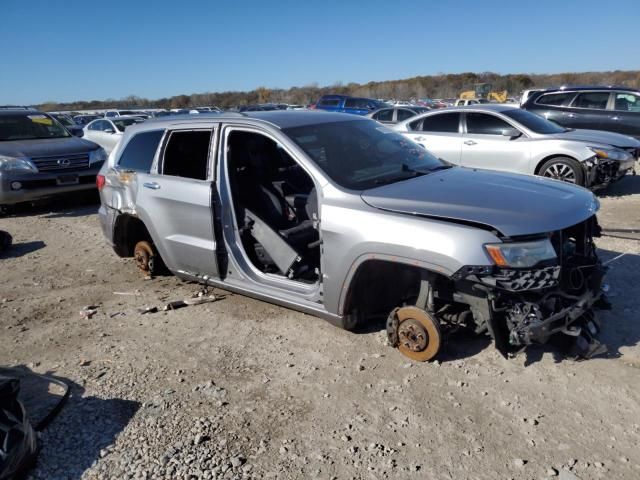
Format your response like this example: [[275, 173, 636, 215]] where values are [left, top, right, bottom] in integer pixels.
[[538, 157, 585, 186]]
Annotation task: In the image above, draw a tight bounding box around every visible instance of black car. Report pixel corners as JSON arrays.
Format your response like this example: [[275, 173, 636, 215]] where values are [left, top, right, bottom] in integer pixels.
[[521, 86, 640, 139]]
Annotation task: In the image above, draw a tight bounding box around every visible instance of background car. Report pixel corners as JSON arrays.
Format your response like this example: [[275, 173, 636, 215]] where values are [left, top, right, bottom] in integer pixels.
[[73, 114, 100, 126], [50, 113, 84, 136], [521, 86, 640, 139], [83, 116, 144, 154], [313, 95, 388, 115], [0, 107, 106, 210], [393, 104, 639, 188], [367, 106, 430, 124]]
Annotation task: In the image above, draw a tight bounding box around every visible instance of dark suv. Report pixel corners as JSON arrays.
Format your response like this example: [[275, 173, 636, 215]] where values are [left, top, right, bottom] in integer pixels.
[[521, 86, 640, 139], [0, 107, 106, 210]]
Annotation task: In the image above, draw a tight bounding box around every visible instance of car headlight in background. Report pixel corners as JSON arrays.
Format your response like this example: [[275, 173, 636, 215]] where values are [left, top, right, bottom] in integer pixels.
[[484, 239, 557, 268], [0, 155, 37, 172], [89, 148, 107, 164], [588, 146, 632, 162]]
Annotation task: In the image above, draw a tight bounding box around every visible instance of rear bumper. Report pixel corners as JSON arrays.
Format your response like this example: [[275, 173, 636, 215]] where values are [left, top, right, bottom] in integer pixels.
[[0, 162, 104, 205]]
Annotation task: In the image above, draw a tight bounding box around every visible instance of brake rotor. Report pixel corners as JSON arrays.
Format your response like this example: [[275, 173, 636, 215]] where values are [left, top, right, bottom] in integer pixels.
[[394, 306, 442, 362], [133, 240, 155, 275]]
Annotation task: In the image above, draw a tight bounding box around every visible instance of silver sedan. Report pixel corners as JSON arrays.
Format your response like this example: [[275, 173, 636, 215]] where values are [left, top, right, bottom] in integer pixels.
[[392, 104, 639, 188]]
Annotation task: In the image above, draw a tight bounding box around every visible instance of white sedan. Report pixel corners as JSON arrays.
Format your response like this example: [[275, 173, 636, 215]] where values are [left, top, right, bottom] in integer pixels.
[[83, 116, 144, 154]]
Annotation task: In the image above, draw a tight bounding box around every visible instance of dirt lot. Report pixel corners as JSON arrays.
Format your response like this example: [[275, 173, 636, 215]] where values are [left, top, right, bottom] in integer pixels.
[[1, 175, 640, 480]]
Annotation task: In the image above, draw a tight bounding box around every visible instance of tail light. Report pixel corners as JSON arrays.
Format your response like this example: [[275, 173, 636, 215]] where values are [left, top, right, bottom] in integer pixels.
[[96, 174, 106, 191]]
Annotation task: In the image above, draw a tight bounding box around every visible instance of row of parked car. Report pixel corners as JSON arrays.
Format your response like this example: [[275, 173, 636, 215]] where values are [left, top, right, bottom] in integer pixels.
[[1, 84, 638, 361]]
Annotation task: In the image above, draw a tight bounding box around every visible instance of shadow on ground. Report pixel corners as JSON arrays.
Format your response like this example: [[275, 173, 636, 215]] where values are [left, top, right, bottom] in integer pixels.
[[598, 171, 640, 198], [0, 365, 139, 480], [1, 191, 99, 219], [0, 240, 46, 259]]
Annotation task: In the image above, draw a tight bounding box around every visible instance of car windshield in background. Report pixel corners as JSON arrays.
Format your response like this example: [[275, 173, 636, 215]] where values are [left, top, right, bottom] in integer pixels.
[[113, 118, 143, 132], [53, 115, 74, 127], [284, 120, 446, 190], [0, 114, 71, 141], [502, 109, 567, 134]]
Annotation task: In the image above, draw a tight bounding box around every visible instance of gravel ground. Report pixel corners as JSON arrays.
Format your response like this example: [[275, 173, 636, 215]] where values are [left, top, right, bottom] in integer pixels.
[[1, 174, 639, 480]]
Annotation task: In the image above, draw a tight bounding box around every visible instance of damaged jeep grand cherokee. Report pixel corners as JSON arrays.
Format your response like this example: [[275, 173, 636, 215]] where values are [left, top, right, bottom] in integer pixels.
[[98, 111, 609, 361]]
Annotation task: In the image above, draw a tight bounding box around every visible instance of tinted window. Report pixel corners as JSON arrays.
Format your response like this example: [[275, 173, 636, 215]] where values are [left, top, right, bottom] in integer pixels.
[[502, 109, 565, 134], [345, 98, 370, 109], [536, 92, 574, 106], [118, 130, 164, 172], [614, 92, 640, 112], [572, 92, 610, 110], [374, 109, 394, 122], [319, 98, 340, 107], [466, 113, 512, 135], [396, 109, 416, 122], [0, 113, 70, 141], [421, 113, 460, 133], [162, 130, 211, 180], [283, 120, 444, 190]]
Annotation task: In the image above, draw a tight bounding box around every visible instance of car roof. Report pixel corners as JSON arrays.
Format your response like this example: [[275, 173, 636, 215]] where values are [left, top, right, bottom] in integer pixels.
[[539, 86, 640, 93], [434, 104, 519, 113], [0, 108, 43, 116], [130, 110, 363, 132]]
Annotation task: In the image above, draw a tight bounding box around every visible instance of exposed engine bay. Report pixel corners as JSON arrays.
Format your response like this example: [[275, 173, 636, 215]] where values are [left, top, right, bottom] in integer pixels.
[[384, 215, 609, 360], [448, 215, 608, 358]]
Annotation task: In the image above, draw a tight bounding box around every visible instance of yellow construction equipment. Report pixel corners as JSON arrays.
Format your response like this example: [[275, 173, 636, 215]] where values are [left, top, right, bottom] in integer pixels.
[[459, 83, 508, 103]]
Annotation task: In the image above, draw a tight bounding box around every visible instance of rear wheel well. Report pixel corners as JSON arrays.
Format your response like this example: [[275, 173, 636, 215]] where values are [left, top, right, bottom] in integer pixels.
[[343, 260, 446, 331], [113, 214, 153, 257]]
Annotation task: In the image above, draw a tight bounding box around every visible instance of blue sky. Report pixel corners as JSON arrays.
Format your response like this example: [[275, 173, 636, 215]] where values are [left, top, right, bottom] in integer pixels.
[[2, 0, 638, 104]]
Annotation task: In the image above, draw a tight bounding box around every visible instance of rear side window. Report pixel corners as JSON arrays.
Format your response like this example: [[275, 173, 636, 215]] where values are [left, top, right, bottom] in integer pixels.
[[535, 92, 574, 106], [118, 130, 164, 172], [373, 109, 394, 122], [319, 98, 340, 107], [396, 109, 416, 122], [466, 113, 512, 135], [614, 92, 640, 112], [571, 92, 610, 110], [162, 130, 211, 180], [421, 113, 460, 133]]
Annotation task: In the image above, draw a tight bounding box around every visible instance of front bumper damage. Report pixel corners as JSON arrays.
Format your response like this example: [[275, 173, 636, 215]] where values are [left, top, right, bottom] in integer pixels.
[[449, 215, 609, 359], [586, 154, 636, 190]]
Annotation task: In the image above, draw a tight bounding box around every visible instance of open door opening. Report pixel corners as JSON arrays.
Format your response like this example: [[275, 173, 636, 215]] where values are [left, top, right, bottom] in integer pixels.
[[226, 130, 320, 284]]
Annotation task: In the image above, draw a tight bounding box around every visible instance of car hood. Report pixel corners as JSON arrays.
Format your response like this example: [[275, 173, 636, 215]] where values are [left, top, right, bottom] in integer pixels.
[[548, 128, 640, 148], [0, 136, 100, 158], [361, 167, 599, 237]]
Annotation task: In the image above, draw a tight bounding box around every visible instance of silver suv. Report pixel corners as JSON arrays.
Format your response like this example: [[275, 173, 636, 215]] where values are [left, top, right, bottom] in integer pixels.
[[98, 111, 609, 361]]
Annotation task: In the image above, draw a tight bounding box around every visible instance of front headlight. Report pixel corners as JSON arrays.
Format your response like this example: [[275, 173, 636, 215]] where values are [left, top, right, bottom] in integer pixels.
[[89, 148, 107, 164], [484, 239, 557, 268], [588, 146, 632, 161], [0, 155, 37, 172]]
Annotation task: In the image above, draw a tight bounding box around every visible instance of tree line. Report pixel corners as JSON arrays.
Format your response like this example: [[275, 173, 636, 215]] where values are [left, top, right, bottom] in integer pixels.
[[37, 70, 640, 111]]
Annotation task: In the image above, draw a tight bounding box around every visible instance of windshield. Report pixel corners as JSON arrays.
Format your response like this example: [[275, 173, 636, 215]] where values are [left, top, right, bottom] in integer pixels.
[[0, 114, 71, 141], [113, 118, 142, 132], [54, 115, 74, 127], [502, 109, 567, 134], [283, 120, 447, 190]]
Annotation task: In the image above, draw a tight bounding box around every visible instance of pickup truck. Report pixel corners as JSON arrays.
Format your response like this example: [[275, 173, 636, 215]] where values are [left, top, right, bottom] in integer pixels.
[[313, 95, 388, 115]]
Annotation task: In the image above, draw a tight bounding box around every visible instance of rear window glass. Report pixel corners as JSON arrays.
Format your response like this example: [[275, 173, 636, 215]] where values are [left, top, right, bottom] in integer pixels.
[[396, 109, 416, 122], [535, 92, 574, 106], [162, 130, 211, 180], [571, 92, 610, 110], [118, 130, 164, 172], [319, 98, 340, 106], [374, 109, 394, 122], [421, 113, 460, 133]]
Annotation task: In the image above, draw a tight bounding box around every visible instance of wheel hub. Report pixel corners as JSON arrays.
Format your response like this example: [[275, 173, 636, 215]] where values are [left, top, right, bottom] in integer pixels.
[[398, 319, 428, 352], [543, 163, 576, 183]]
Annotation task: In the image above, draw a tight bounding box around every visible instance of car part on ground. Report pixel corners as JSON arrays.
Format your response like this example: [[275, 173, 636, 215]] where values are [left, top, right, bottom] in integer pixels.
[[0, 231, 11, 252], [98, 111, 611, 363], [393, 104, 639, 189]]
